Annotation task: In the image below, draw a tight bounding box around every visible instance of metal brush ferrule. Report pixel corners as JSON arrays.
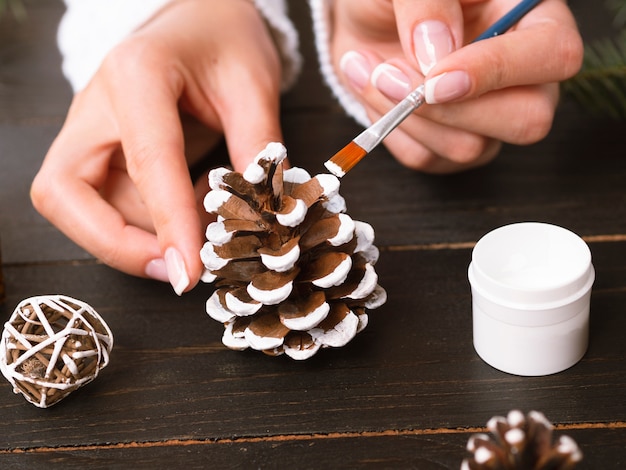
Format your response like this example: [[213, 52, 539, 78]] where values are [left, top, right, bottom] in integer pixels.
[[354, 84, 426, 152]]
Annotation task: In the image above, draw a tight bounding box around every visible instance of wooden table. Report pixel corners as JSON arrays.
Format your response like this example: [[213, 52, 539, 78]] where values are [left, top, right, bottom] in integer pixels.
[[1, 1, 625, 468]]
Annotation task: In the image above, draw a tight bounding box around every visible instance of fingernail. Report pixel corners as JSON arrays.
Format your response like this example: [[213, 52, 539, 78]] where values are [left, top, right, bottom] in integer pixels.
[[424, 71, 471, 104], [371, 63, 411, 101], [413, 20, 454, 75], [164, 247, 190, 296], [340, 50, 372, 91], [145, 258, 170, 283]]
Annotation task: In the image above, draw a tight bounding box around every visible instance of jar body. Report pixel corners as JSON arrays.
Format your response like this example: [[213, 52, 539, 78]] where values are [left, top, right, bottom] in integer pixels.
[[470, 283, 591, 375], [468, 222, 595, 376]]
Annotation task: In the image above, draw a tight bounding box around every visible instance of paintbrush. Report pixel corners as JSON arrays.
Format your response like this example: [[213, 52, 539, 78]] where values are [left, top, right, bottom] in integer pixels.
[[324, 0, 543, 178]]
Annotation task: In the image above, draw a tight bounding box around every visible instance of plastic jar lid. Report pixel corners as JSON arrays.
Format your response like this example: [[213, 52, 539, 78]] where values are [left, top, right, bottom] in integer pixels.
[[468, 222, 595, 376]]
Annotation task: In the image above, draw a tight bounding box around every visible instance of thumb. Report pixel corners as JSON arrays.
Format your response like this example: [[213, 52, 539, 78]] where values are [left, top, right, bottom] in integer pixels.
[[422, 3, 583, 104], [201, 27, 284, 173], [220, 78, 284, 173], [392, 0, 465, 75]]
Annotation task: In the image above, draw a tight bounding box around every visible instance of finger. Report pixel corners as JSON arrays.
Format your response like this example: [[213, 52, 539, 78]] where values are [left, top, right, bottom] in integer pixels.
[[218, 64, 284, 172], [354, 55, 503, 168], [108, 52, 203, 295], [360, 78, 500, 169], [193, 170, 218, 230], [392, 0, 464, 75], [421, 82, 560, 144], [423, 0, 583, 104], [371, 56, 560, 146], [32, 129, 164, 278], [190, 9, 284, 172], [392, 112, 496, 166], [102, 159, 155, 233], [357, 93, 502, 173], [383, 123, 502, 173]]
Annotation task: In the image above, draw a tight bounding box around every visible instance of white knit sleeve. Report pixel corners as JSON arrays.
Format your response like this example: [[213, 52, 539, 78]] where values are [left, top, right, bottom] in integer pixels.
[[58, 0, 302, 94], [308, 0, 370, 127], [58, 0, 173, 93], [253, 0, 302, 92]]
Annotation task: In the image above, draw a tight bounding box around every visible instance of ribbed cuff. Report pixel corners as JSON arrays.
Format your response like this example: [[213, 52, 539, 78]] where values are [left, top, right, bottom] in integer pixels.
[[254, 0, 302, 92], [308, 0, 370, 127]]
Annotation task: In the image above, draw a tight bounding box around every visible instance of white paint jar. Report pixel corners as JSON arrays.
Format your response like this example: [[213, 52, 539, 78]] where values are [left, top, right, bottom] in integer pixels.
[[468, 222, 595, 376]]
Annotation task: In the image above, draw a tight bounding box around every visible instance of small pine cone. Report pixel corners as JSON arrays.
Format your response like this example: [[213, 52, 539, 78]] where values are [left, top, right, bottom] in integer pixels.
[[0, 295, 113, 408], [462, 410, 583, 470], [200, 142, 386, 359]]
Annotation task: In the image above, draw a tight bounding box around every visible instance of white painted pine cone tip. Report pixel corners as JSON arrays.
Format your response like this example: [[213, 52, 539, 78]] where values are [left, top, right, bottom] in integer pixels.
[[201, 142, 386, 359], [0, 295, 113, 408]]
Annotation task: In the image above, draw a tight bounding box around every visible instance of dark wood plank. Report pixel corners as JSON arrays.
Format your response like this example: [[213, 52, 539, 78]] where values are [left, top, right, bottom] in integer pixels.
[[280, 0, 337, 111], [0, 0, 88, 265], [0, 0, 71, 122], [0, 124, 93, 265], [0, 427, 624, 469], [1, 242, 624, 448]]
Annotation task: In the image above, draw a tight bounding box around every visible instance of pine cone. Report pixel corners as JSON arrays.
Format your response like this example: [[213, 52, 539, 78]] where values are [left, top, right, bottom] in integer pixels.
[[462, 410, 583, 470], [200, 142, 386, 359], [0, 295, 113, 408]]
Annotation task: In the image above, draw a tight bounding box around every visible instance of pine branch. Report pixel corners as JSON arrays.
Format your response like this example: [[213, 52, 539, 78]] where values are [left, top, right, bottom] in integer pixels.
[[606, 0, 626, 27], [0, 0, 26, 21], [563, 25, 626, 119]]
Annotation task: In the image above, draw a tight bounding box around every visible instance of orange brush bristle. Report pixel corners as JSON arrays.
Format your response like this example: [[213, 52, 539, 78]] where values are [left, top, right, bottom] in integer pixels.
[[324, 141, 368, 178]]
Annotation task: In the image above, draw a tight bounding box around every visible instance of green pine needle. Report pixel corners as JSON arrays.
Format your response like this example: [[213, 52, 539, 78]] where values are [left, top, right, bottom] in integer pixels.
[[606, 0, 626, 27], [0, 0, 26, 21], [563, 3, 626, 119]]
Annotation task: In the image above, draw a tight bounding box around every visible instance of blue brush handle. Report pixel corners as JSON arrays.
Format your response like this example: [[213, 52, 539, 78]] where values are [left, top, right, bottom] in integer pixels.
[[473, 0, 543, 42]]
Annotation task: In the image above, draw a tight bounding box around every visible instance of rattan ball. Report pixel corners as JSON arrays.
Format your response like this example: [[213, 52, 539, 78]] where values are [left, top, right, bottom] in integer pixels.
[[0, 295, 113, 408]]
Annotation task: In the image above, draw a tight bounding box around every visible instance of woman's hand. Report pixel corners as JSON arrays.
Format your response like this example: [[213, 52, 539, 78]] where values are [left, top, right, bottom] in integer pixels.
[[331, 0, 583, 173], [31, 0, 283, 294]]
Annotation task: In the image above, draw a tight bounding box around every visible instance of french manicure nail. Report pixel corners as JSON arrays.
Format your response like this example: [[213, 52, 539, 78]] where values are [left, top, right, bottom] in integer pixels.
[[145, 258, 169, 283], [424, 71, 471, 104], [340, 50, 372, 91], [413, 20, 454, 75], [371, 63, 411, 102], [164, 247, 190, 296]]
